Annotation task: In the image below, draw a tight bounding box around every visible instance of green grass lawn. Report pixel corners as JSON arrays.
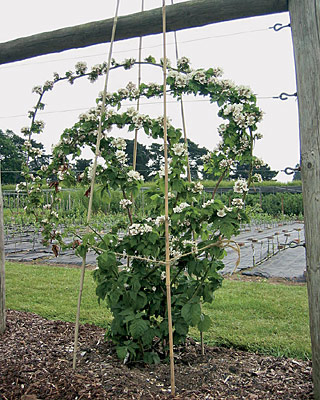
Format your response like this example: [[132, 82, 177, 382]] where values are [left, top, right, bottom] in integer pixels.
[[5, 262, 311, 360]]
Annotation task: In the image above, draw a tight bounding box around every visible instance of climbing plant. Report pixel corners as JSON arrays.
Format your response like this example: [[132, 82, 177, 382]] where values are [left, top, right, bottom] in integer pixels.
[[16, 56, 264, 363]]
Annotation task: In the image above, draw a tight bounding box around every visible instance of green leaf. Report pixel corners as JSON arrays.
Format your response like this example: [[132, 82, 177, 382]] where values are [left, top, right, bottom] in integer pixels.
[[130, 318, 149, 339], [175, 318, 189, 336], [75, 244, 88, 258], [143, 351, 160, 364], [142, 327, 155, 346], [181, 301, 201, 326], [116, 346, 128, 360], [197, 314, 212, 332]]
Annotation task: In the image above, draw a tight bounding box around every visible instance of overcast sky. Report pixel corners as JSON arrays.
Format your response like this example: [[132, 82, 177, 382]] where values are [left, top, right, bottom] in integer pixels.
[[0, 0, 299, 182]]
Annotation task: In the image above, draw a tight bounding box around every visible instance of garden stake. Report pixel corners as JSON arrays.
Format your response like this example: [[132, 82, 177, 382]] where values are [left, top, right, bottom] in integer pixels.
[[170, 0, 191, 183], [72, 0, 121, 370], [162, 1, 175, 395], [132, 0, 144, 173], [169, 3, 203, 354], [0, 166, 6, 334]]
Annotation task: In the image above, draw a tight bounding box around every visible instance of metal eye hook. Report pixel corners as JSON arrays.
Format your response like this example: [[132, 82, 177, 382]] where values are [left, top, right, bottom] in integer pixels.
[[272, 92, 297, 101], [269, 23, 291, 32], [288, 241, 306, 249], [283, 166, 300, 175]]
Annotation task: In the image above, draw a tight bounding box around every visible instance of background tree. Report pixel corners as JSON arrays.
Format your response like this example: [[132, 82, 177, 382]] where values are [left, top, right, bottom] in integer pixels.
[[125, 139, 150, 181], [73, 158, 92, 173], [230, 161, 278, 181], [0, 129, 48, 184], [292, 163, 301, 181]]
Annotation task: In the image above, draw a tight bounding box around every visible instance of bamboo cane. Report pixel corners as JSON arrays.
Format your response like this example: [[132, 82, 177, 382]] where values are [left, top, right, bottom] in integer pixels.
[[162, 1, 175, 395], [133, 0, 144, 172], [72, 0, 121, 370]]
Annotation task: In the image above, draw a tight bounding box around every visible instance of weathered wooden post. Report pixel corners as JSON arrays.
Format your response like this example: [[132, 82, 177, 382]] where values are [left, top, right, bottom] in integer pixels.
[[289, 1, 320, 398], [0, 166, 6, 334]]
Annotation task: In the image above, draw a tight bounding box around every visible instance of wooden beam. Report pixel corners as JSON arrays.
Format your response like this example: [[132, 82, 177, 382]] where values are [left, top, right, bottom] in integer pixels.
[[0, 0, 288, 65], [0, 177, 5, 334], [289, 1, 320, 399]]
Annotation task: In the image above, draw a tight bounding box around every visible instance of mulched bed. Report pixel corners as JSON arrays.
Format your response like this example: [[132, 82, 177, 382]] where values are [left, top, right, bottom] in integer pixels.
[[0, 310, 313, 400]]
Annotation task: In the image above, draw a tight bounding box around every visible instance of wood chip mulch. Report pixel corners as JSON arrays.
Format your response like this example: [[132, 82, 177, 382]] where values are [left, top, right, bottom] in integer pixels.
[[0, 310, 313, 399]]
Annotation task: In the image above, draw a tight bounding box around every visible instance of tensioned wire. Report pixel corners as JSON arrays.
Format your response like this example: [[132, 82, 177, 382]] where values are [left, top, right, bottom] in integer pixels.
[[0, 26, 276, 70], [72, 0, 121, 370]]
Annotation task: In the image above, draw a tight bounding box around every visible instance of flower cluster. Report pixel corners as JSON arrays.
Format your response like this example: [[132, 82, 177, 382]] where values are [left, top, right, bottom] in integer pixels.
[[127, 170, 144, 182], [232, 198, 244, 209], [120, 199, 132, 209], [75, 61, 88, 75], [128, 223, 153, 236], [173, 202, 190, 213], [172, 143, 187, 157], [233, 178, 249, 194], [111, 137, 127, 150], [202, 199, 215, 208], [115, 150, 128, 165], [252, 173, 263, 183], [189, 182, 204, 193], [219, 159, 233, 169]]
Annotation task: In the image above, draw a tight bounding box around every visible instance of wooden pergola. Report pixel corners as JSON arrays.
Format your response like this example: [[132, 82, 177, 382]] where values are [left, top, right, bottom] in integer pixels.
[[0, 0, 319, 398]]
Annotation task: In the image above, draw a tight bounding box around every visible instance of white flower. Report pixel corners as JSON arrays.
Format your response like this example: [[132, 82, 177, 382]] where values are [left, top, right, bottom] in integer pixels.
[[119, 199, 132, 209], [173, 202, 190, 213], [127, 170, 144, 182], [43, 80, 54, 90], [126, 81, 139, 97], [172, 143, 187, 157], [201, 152, 212, 163], [159, 164, 172, 178], [57, 171, 65, 181], [202, 199, 215, 208], [170, 249, 182, 259], [155, 215, 166, 226], [132, 113, 147, 129], [232, 198, 244, 209], [24, 140, 32, 148], [217, 209, 226, 218], [21, 127, 30, 134], [115, 150, 128, 165], [32, 85, 42, 94], [254, 158, 265, 168], [253, 173, 263, 183], [51, 211, 59, 219], [152, 286, 157, 292], [218, 124, 228, 134], [237, 85, 252, 99], [119, 88, 129, 100], [191, 70, 207, 84], [233, 178, 249, 194], [177, 56, 190, 69], [125, 107, 137, 118], [144, 224, 152, 233], [160, 271, 166, 280], [189, 182, 204, 193], [213, 67, 223, 77], [128, 223, 152, 236], [156, 116, 171, 128], [75, 61, 87, 74]]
